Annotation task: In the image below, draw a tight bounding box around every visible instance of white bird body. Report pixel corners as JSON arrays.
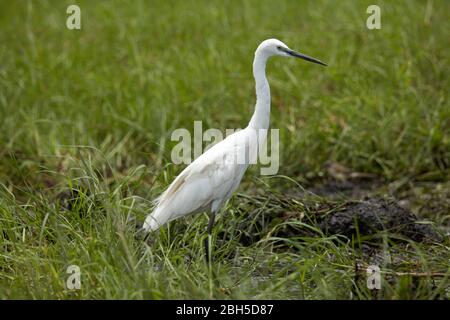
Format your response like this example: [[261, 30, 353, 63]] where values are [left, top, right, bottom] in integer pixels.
[[144, 127, 260, 231], [143, 39, 326, 233]]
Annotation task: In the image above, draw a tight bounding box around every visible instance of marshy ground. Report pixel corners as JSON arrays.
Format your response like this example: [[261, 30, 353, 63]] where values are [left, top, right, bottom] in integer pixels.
[[0, 1, 449, 299]]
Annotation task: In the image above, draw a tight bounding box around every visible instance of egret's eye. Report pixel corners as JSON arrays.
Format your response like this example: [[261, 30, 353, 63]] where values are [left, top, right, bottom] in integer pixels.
[[276, 46, 282, 50]]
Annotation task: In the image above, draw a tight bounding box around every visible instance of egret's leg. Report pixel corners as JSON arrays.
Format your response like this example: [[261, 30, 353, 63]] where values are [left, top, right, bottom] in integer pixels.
[[204, 211, 216, 263]]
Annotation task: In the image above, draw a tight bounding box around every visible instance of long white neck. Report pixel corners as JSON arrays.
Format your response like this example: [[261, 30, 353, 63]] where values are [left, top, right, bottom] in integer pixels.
[[248, 51, 270, 130]]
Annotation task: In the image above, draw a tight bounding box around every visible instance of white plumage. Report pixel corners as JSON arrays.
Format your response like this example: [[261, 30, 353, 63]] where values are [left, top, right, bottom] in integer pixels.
[[144, 129, 252, 231], [143, 39, 326, 237]]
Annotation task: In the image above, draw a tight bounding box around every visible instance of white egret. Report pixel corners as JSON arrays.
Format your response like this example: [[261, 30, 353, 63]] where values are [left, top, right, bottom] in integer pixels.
[[143, 39, 326, 260]]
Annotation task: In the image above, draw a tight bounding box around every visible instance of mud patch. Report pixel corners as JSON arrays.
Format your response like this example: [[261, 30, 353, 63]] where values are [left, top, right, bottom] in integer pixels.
[[318, 198, 442, 242], [230, 191, 443, 247]]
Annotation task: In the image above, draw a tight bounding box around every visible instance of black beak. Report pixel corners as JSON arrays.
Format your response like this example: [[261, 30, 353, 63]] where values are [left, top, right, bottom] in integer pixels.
[[279, 47, 327, 66]]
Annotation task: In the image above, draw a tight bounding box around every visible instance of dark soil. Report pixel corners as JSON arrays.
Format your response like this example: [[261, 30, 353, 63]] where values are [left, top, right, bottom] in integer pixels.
[[232, 176, 444, 246], [317, 198, 442, 242]]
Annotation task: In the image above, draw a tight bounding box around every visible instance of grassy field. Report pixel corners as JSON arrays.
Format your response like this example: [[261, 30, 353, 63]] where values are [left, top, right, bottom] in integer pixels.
[[0, 0, 449, 299]]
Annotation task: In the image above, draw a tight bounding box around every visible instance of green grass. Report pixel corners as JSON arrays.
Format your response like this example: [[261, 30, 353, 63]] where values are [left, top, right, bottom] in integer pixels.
[[0, 0, 449, 299]]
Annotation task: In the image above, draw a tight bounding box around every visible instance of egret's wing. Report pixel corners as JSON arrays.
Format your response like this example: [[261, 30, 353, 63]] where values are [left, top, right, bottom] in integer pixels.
[[159, 142, 243, 215], [144, 132, 249, 231]]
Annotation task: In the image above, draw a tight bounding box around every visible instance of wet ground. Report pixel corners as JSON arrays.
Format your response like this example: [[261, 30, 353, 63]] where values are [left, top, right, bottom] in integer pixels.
[[231, 163, 448, 246], [317, 198, 442, 242]]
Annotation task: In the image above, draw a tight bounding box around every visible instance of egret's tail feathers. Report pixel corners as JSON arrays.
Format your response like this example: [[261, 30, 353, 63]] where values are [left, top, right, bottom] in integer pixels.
[[142, 216, 158, 233], [143, 211, 161, 233], [142, 202, 171, 233], [143, 170, 189, 232]]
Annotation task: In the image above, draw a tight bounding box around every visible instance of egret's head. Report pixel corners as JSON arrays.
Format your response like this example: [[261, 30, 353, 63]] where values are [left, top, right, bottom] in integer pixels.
[[256, 38, 327, 66]]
